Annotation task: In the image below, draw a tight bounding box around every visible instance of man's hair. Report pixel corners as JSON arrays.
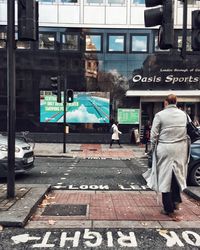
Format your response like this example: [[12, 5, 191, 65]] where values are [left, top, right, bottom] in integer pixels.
[[165, 94, 177, 104]]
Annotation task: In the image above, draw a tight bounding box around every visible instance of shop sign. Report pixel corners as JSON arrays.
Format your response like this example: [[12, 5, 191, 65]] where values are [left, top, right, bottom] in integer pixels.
[[129, 54, 200, 90]]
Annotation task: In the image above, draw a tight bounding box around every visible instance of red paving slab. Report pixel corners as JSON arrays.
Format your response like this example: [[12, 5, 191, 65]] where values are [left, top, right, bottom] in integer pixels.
[[77, 144, 135, 159], [31, 191, 200, 222]]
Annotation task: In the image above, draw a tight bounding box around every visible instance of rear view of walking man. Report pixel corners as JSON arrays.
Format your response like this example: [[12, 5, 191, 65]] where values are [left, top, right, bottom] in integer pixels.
[[144, 94, 190, 221]]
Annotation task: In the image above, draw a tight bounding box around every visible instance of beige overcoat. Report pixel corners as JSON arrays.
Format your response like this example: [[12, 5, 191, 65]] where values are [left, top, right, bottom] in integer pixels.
[[146, 104, 190, 193]]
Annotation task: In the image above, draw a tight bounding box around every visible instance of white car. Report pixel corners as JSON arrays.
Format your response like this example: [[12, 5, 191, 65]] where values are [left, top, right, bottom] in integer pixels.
[[0, 134, 35, 177]]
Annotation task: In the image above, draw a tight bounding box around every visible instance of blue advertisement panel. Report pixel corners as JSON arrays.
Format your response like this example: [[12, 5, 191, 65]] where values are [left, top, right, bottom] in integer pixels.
[[40, 91, 110, 123]]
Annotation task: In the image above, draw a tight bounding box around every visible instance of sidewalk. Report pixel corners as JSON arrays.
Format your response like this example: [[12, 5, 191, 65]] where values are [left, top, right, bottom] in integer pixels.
[[26, 190, 200, 229], [0, 143, 199, 228], [33, 143, 146, 159]]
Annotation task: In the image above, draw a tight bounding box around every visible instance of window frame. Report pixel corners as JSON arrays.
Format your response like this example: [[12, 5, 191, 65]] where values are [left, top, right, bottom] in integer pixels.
[[85, 0, 104, 4], [60, 32, 80, 52], [131, 0, 145, 5], [85, 33, 103, 53], [107, 0, 125, 4], [38, 32, 56, 50], [130, 33, 149, 53], [59, 0, 79, 3], [107, 33, 126, 53]]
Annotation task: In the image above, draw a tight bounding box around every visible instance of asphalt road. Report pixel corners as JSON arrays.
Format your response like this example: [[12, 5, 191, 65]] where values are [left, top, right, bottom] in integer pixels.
[[0, 157, 200, 249], [1, 228, 200, 249], [0, 157, 149, 190]]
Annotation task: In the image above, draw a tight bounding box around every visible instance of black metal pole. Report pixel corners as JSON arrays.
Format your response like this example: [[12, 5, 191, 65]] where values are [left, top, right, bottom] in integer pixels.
[[63, 77, 67, 153], [181, 0, 188, 59], [7, 0, 16, 198]]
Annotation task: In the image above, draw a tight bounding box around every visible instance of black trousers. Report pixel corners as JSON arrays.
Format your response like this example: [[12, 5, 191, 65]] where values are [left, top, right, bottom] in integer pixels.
[[110, 139, 120, 146], [162, 172, 182, 213]]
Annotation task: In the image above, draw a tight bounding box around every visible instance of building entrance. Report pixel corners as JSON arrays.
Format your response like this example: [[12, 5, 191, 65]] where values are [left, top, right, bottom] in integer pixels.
[[141, 100, 200, 128]]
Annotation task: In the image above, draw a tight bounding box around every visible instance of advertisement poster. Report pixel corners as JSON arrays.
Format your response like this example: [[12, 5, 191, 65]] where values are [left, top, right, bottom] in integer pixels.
[[117, 109, 140, 124], [40, 91, 110, 123]]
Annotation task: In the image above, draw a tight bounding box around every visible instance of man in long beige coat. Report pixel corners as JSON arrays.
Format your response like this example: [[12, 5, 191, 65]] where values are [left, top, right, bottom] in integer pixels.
[[150, 94, 189, 217]]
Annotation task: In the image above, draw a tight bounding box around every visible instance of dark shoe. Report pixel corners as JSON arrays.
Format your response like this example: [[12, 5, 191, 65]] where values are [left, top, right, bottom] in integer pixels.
[[160, 209, 181, 221], [119, 145, 123, 148], [174, 202, 180, 210], [160, 209, 174, 216]]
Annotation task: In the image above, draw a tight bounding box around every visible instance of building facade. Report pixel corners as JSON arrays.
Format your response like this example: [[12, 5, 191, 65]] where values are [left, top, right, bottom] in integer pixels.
[[0, 0, 200, 140]]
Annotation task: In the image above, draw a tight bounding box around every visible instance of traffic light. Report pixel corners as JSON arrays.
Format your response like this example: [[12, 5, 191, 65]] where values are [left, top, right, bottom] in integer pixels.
[[144, 0, 174, 49], [18, 0, 39, 41], [192, 10, 200, 51], [50, 76, 62, 103], [67, 89, 74, 103]]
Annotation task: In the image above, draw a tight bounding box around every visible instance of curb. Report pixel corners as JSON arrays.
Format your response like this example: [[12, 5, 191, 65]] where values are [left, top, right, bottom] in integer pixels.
[[184, 187, 200, 201], [0, 184, 51, 227]]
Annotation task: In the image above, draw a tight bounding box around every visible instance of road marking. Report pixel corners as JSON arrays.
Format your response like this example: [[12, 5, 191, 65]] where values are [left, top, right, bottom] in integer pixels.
[[11, 229, 200, 248]]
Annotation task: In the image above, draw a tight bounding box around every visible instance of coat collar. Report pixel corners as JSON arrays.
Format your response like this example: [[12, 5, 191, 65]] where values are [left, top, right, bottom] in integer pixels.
[[165, 104, 177, 109]]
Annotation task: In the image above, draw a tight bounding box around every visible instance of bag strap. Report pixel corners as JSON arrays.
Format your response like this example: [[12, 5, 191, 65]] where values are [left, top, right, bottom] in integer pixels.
[[186, 113, 189, 123], [186, 113, 192, 123]]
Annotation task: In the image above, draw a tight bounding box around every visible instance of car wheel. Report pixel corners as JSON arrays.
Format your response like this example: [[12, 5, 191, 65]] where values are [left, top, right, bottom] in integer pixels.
[[189, 163, 200, 186]]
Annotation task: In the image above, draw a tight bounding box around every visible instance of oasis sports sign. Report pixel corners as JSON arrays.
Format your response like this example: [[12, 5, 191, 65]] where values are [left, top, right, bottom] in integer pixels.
[[129, 54, 200, 90], [132, 74, 200, 85]]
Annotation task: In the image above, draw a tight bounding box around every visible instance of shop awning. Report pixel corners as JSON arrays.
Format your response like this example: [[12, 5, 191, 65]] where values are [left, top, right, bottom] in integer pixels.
[[126, 90, 200, 97]]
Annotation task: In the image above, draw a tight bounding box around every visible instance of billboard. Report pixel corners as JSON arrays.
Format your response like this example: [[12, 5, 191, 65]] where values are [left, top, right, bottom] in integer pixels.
[[117, 109, 140, 124], [40, 91, 110, 123]]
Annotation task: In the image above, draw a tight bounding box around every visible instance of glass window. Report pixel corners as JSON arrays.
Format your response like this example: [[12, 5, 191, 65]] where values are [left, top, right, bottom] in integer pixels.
[[0, 32, 6, 49], [39, 0, 54, 3], [17, 41, 31, 50], [61, 34, 79, 51], [178, 35, 192, 52], [108, 0, 125, 3], [0, 40, 6, 49], [132, 0, 145, 4], [108, 34, 125, 52], [87, 0, 103, 3], [39, 0, 56, 3], [85, 34, 102, 52], [60, 0, 78, 2], [131, 35, 148, 52], [39, 33, 55, 50], [179, 0, 196, 5]]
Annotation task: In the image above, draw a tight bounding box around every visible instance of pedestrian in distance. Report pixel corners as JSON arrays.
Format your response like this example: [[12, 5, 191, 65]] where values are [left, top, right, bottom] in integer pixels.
[[143, 94, 190, 221], [142, 120, 151, 154], [109, 121, 122, 148]]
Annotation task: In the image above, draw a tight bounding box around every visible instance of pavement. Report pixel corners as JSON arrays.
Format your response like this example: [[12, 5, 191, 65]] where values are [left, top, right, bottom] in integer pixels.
[[0, 143, 199, 228]]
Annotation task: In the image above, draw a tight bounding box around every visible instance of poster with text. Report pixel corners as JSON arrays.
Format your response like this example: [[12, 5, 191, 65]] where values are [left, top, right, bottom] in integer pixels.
[[117, 109, 140, 124], [40, 91, 110, 123]]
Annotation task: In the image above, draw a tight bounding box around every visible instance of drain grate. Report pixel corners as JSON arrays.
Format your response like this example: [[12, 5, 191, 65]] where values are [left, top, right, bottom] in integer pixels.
[[89, 149, 97, 151], [42, 204, 87, 216]]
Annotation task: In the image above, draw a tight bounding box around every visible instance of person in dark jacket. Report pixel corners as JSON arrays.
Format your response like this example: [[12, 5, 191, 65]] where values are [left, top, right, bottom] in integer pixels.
[[142, 120, 151, 154]]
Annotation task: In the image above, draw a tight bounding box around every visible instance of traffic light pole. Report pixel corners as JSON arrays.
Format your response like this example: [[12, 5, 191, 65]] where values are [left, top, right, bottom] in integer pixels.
[[181, 0, 188, 59], [7, 0, 16, 198], [63, 78, 67, 153]]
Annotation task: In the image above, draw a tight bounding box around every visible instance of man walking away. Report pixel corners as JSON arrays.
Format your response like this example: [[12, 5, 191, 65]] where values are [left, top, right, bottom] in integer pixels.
[[143, 94, 190, 221]]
